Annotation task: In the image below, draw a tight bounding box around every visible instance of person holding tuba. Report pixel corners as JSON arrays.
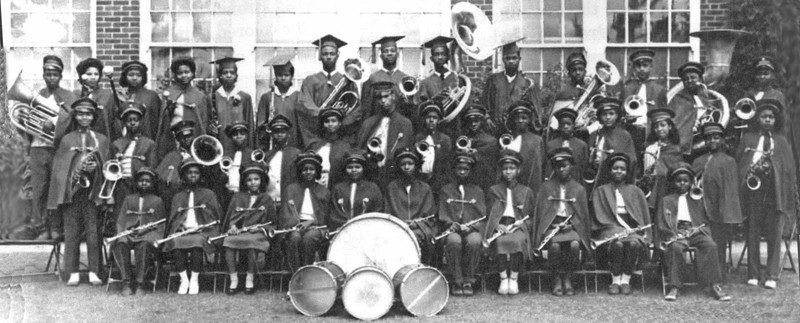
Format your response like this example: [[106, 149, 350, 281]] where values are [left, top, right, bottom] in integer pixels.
[[328, 149, 384, 232], [361, 36, 415, 120], [532, 148, 591, 297], [639, 108, 683, 212], [306, 107, 352, 189], [690, 122, 743, 278], [735, 99, 797, 289], [414, 101, 453, 198], [657, 164, 730, 302], [74, 58, 120, 142], [458, 105, 500, 193], [9, 55, 78, 241], [545, 109, 588, 186], [482, 38, 541, 136], [119, 60, 162, 140], [501, 101, 545, 189], [47, 98, 110, 286], [208, 57, 255, 153], [418, 36, 461, 138], [155, 57, 210, 158], [262, 116, 301, 206], [668, 62, 714, 157], [257, 54, 301, 149], [155, 120, 196, 207]]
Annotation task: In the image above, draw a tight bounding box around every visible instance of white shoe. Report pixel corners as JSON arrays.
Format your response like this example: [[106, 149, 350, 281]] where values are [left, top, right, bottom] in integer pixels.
[[188, 271, 200, 294], [764, 280, 777, 289], [509, 272, 519, 295], [88, 272, 103, 286], [67, 273, 80, 286], [178, 271, 189, 295], [245, 273, 254, 289], [498, 278, 509, 295], [229, 273, 239, 291], [746, 278, 759, 286]]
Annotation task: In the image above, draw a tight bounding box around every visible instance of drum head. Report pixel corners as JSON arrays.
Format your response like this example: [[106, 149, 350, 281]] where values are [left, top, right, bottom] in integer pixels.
[[288, 263, 341, 317], [342, 267, 394, 321], [396, 265, 448, 317], [328, 213, 420, 278]]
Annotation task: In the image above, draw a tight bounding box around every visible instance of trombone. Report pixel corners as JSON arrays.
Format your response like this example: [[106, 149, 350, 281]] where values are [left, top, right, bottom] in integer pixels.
[[98, 159, 123, 199]]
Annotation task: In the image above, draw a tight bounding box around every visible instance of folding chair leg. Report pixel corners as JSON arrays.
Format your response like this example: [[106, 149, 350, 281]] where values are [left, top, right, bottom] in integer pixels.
[[736, 242, 748, 269]]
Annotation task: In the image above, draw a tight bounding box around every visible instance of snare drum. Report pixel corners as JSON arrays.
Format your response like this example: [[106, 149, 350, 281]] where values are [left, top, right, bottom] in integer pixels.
[[393, 264, 448, 317], [341, 266, 395, 321], [288, 261, 345, 317], [328, 212, 420, 278]]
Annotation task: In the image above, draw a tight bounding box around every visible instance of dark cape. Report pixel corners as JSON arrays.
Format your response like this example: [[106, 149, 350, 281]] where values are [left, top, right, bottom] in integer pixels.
[[155, 85, 210, 158], [484, 182, 536, 260], [545, 135, 589, 183], [164, 187, 222, 253], [466, 130, 501, 192], [221, 192, 277, 253], [590, 183, 652, 244], [414, 130, 453, 195], [113, 193, 167, 244], [279, 182, 330, 228], [208, 89, 255, 152], [47, 130, 110, 209], [384, 178, 436, 240], [656, 193, 712, 245], [691, 151, 744, 224], [643, 143, 683, 209], [306, 136, 351, 190], [125, 87, 163, 140], [533, 178, 592, 255], [482, 72, 541, 133], [437, 183, 487, 232], [328, 179, 384, 231], [256, 86, 301, 148], [667, 89, 713, 155]]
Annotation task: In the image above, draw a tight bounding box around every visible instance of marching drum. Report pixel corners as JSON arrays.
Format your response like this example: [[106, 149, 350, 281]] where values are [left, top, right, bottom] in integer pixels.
[[341, 266, 395, 321], [392, 264, 449, 317], [288, 261, 345, 317], [327, 213, 420, 278]]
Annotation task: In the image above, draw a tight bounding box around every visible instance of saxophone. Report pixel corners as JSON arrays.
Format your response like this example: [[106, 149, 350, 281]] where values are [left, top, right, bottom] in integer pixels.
[[745, 147, 773, 191]]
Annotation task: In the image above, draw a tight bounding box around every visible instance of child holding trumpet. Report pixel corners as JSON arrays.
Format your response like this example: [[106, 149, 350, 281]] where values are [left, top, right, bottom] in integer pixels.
[[281, 151, 330, 271]]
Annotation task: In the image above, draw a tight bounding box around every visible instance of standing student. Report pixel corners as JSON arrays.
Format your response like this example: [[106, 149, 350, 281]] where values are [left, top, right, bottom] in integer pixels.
[[545, 109, 589, 185], [281, 151, 330, 271], [361, 35, 414, 120], [619, 49, 668, 150], [263, 116, 301, 206], [306, 107, 352, 189], [459, 104, 501, 193], [155, 57, 210, 158], [257, 54, 301, 149], [484, 150, 535, 296], [668, 62, 713, 156], [501, 101, 545, 189], [414, 101, 453, 197], [328, 149, 384, 231], [155, 120, 196, 207], [591, 152, 650, 295], [418, 36, 461, 138], [640, 108, 683, 212], [482, 38, 541, 135], [119, 60, 162, 140], [74, 58, 119, 141], [208, 57, 255, 153], [587, 98, 638, 184], [533, 147, 591, 296]]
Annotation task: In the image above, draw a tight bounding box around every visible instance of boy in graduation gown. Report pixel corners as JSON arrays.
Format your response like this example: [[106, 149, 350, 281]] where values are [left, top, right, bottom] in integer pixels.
[[668, 62, 714, 157], [111, 167, 166, 296], [208, 57, 255, 153], [362, 36, 414, 120], [419, 36, 461, 138], [502, 101, 545, 189], [545, 109, 588, 185], [281, 151, 331, 270], [533, 147, 591, 296], [356, 80, 414, 190], [415, 100, 453, 198], [658, 164, 730, 302], [74, 58, 119, 142], [156, 57, 210, 158], [619, 50, 668, 148], [307, 107, 352, 189], [459, 104, 500, 193], [257, 54, 301, 149], [297, 34, 361, 146], [263, 115, 301, 206], [329, 149, 384, 231], [588, 98, 638, 183], [119, 60, 162, 140], [155, 120, 196, 207], [482, 38, 541, 135], [438, 151, 486, 296], [109, 103, 158, 223]]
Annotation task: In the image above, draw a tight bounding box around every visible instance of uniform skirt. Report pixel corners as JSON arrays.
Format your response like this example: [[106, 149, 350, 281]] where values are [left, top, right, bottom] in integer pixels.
[[222, 232, 270, 253], [164, 232, 215, 253], [550, 228, 580, 244], [495, 230, 528, 255]]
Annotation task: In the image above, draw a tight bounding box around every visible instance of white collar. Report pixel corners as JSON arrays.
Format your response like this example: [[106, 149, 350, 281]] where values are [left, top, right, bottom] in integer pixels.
[[216, 85, 242, 100], [273, 84, 299, 98], [382, 67, 397, 74], [505, 73, 517, 83]]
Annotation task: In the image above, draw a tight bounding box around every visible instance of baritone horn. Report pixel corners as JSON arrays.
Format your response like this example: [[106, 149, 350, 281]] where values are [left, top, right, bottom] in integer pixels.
[[8, 71, 61, 144], [190, 135, 224, 166], [98, 159, 123, 199], [319, 58, 371, 114], [573, 59, 621, 130]]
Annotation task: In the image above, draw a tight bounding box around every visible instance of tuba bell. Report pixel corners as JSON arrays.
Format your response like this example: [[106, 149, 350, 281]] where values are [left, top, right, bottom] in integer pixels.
[[319, 58, 371, 114], [190, 135, 224, 166], [99, 159, 123, 199], [574, 59, 621, 131], [734, 97, 756, 121], [8, 71, 62, 144]]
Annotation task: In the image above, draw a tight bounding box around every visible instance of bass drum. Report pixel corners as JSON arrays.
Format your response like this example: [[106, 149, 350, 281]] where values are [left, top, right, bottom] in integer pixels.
[[341, 266, 394, 321], [393, 264, 449, 317], [327, 212, 420, 278], [288, 261, 345, 317]]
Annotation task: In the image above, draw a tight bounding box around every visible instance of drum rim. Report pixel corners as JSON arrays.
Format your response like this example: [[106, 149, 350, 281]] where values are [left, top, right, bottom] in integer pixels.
[[396, 264, 449, 317], [288, 263, 340, 317], [342, 266, 395, 321], [327, 212, 421, 260]]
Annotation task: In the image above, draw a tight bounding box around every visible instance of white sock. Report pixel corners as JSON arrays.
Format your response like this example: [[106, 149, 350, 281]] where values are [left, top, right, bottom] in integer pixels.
[[246, 272, 254, 288], [499, 271, 508, 279], [621, 274, 631, 285], [510, 271, 519, 280], [612, 274, 621, 285], [229, 273, 238, 288]]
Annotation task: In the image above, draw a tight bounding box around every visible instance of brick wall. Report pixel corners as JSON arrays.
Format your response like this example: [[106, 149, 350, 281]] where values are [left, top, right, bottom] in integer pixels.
[[96, 0, 140, 80]]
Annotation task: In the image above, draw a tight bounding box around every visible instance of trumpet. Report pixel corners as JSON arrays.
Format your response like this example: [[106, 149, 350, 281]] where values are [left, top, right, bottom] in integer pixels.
[[590, 223, 652, 250], [659, 223, 706, 250], [104, 217, 164, 244], [499, 133, 514, 150], [432, 216, 486, 243], [482, 215, 530, 248], [455, 136, 472, 152], [399, 76, 419, 99], [98, 159, 123, 199], [153, 220, 219, 248], [734, 97, 756, 121], [689, 173, 704, 200], [415, 140, 438, 155], [267, 225, 327, 238], [207, 221, 272, 244], [745, 148, 773, 191], [219, 156, 233, 176], [190, 135, 224, 166], [532, 214, 573, 257], [367, 137, 384, 162], [251, 149, 266, 164]]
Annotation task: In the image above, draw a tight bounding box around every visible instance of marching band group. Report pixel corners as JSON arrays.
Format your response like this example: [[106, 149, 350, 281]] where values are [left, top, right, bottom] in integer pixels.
[[8, 28, 797, 304]]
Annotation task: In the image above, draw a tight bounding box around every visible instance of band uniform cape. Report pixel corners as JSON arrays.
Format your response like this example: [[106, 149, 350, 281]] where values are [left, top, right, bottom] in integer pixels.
[[545, 136, 589, 184], [110, 134, 158, 202], [37, 87, 78, 147], [361, 68, 411, 119], [656, 193, 713, 246], [306, 137, 352, 189], [746, 87, 791, 135], [514, 131, 545, 190], [74, 88, 121, 142], [155, 148, 189, 205], [466, 130, 501, 192], [155, 85, 210, 159], [735, 130, 797, 234], [329, 179, 384, 230], [163, 187, 221, 253], [263, 146, 301, 202], [667, 88, 713, 155], [532, 179, 592, 255], [113, 193, 167, 245], [356, 111, 414, 186], [279, 182, 331, 228], [691, 151, 744, 224], [438, 183, 487, 234], [481, 72, 541, 133], [588, 126, 638, 175], [124, 87, 162, 140], [384, 178, 436, 243], [484, 182, 536, 260], [619, 78, 668, 112], [257, 86, 301, 148], [644, 143, 683, 209], [554, 81, 583, 102], [47, 130, 110, 209], [413, 131, 453, 194], [222, 192, 277, 253], [208, 88, 255, 153], [590, 183, 652, 245], [297, 71, 361, 145]]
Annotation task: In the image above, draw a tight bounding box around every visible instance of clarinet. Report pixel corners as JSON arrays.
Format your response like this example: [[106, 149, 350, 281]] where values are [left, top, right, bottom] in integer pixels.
[[209, 82, 220, 136]]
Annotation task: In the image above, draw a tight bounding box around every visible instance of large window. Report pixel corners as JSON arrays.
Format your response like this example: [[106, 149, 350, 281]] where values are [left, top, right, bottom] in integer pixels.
[[3, 0, 95, 90]]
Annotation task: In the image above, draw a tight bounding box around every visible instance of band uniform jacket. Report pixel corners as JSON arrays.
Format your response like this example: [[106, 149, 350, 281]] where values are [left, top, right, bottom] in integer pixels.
[[533, 179, 591, 255], [691, 151, 743, 224], [413, 131, 453, 195], [356, 111, 414, 187], [297, 71, 361, 145], [437, 183, 487, 234], [554, 81, 583, 101], [114, 193, 167, 245], [279, 182, 331, 228], [545, 135, 589, 183], [484, 181, 535, 259], [306, 137, 351, 189], [644, 143, 683, 209], [667, 89, 713, 155], [124, 87, 162, 140], [361, 68, 411, 119], [466, 130, 501, 192], [656, 193, 712, 246], [75, 88, 120, 142], [208, 89, 255, 153], [588, 126, 638, 175], [735, 131, 797, 222], [47, 129, 110, 209], [222, 192, 277, 253], [264, 146, 301, 203], [384, 178, 436, 240], [37, 87, 78, 148], [256, 86, 301, 148], [590, 183, 651, 244], [482, 72, 541, 133], [164, 187, 221, 253], [155, 85, 209, 159], [329, 179, 384, 231]]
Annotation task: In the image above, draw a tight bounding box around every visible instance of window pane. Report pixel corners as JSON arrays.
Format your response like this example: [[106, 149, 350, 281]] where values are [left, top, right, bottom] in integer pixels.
[[669, 48, 690, 76], [192, 13, 211, 42], [256, 14, 275, 43], [542, 48, 562, 71], [151, 48, 171, 84], [273, 14, 297, 43], [194, 0, 212, 10], [520, 48, 542, 71], [650, 0, 668, 10], [173, 13, 193, 42], [628, 13, 646, 43], [295, 48, 318, 80], [608, 0, 625, 10], [522, 13, 542, 43], [214, 0, 234, 11], [53, 0, 69, 10], [419, 14, 442, 45], [521, 0, 541, 11], [73, 12, 91, 43], [51, 14, 71, 43], [403, 14, 422, 45], [151, 0, 169, 10], [496, 0, 521, 12], [10, 13, 29, 42], [73, 0, 89, 10], [151, 13, 170, 42], [607, 13, 626, 43], [650, 12, 668, 42], [497, 14, 521, 43], [214, 48, 234, 60], [193, 48, 213, 79], [360, 13, 383, 44], [174, 0, 191, 10], [212, 13, 232, 43], [401, 48, 422, 76], [256, 0, 276, 12], [543, 13, 561, 42], [543, 0, 560, 11], [275, 0, 295, 12], [672, 0, 690, 10], [254, 48, 277, 80], [565, 0, 582, 10], [256, 79, 270, 105], [628, 0, 647, 10], [606, 48, 626, 78], [671, 12, 690, 42], [564, 13, 582, 42], [651, 48, 668, 78]]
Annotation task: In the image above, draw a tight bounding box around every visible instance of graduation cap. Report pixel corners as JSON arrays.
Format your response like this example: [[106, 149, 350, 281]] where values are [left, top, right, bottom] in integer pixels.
[[312, 34, 347, 59], [210, 57, 244, 71], [263, 53, 296, 75], [371, 35, 405, 64], [499, 37, 525, 56], [422, 36, 454, 66]]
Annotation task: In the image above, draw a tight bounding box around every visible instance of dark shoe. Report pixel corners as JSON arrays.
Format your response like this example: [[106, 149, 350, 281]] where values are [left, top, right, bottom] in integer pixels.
[[121, 282, 134, 296], [226, 286, 240, 296], [462, 283, 474, 296], [451, 283, 464, 296], [564, 287, 575, 296], [664, 287, 678, 301], [563, 275, 574, 296], [711, 284, 731, 302], [244, 287, 255, 295], [136, 281, 151, 294], [620, 283, 632, 295], [552, 285, 564, 296], [608, 283, 620, 295]]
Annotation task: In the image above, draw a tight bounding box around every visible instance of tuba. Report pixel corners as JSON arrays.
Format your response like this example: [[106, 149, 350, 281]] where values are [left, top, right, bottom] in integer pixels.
[[98, 159, 123, 199], [319, 58, 371, 115], [190, 135, 224, 166], [574, 60, 621, 131], [8, 71, 62, 144]]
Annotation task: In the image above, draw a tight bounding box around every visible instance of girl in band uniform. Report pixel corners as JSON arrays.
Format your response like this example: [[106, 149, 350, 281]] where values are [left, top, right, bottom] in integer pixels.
[[156, 57, 210, 158], [502, 101, 544, 189], [587, 98, 638, 184], [281, 151, 330, 270], [415, 101, 453, 197], [328, 149, 384, 231], [640, 108, 683, 212], [119, 60, 162, 140]]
